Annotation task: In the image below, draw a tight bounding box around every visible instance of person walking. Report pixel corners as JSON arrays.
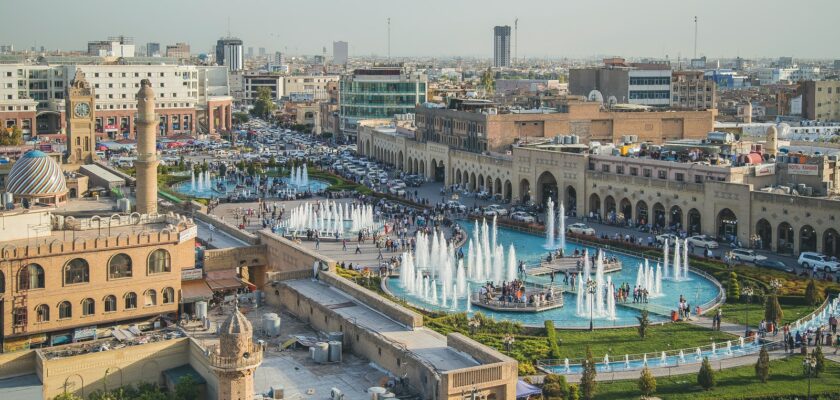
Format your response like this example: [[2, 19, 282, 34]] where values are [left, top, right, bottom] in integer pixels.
[[355, 244, 362, 254], [342, 239, 348, 252]]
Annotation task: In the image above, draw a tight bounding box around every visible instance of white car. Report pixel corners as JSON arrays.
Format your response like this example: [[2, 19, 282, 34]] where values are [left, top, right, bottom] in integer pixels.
[[656, 233, 679, 246], [567, 223, 595, 236], [510, 212, 536, 223], [687, 235, 719, 249], [730, 249, 768, 263], [485, 204, 508, 216], [798, 252, 840, 273]]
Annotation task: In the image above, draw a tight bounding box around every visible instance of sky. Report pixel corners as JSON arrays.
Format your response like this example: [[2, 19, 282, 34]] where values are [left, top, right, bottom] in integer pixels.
[[2, 0, 838, 60]]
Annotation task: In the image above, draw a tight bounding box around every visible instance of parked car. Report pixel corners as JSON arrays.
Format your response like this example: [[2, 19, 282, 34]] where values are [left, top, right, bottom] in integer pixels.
[[485, 204, 508, 216], [730, 248, 768, 263], [567, 223, 595, 236], [755, 259, 795, 274], [797, 252, 840, 273], [655, 233, 679, 246], [510, 211, 536, 223], [686, 235, 719, 249], [445, 201, 467, 213]]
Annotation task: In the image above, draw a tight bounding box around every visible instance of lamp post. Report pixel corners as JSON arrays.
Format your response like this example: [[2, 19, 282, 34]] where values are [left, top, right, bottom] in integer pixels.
[[587, 279, 597, 331], [804, 354, 816, 400], [742, 286, 754, 337]]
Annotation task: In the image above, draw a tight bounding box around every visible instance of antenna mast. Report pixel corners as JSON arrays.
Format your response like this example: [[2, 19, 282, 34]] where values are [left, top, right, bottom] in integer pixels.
[[387, 17, 391, 60], [514, 18, 518, 66], [693, 16, 698, 59], [227, 17, 231, 38]]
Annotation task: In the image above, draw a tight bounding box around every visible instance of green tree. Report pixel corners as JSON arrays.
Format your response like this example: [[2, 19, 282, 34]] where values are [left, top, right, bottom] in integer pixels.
[[755, 346, 770, 383], [542, 373, 568, 399], [0, 126, 23, 146], [728, 272, 740, 302], [545, 320, 562, 358], [174, 375, 200, 400], [812, 345, 826, 377], [764, 294, 783, 325], [250, 87, 276, 120], [580, 346, 597, 400], [636, 309, 650, 339], [52, 393, 84, 400], [697, 356, 716, 390], [232, 111, 250, 125], [567, 384, 580, 400], [480, 68, 495, 95], [637, 366, 657, 397], [804, 279, 823, 306]]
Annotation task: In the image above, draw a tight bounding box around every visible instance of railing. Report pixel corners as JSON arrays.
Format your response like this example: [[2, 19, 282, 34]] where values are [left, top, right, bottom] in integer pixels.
[[206, 343, 263, 370], [471, 292, 563, 310]]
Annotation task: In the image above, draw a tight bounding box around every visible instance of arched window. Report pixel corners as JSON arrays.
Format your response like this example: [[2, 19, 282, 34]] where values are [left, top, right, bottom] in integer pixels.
[[81, 298, 95, 316], [124, 292, 137, 309], [147, 249, 171, 274], [108, 254, 132, 279], [144, 289, 157, 306], [162, 287, 175, 304], [0, 271, 4, 293], [104, 295, 117, 312], [36, 304, 49, 322], [64, 259, 90, 285], [58, 301, 72, 319], [19, 263, 45, 290]]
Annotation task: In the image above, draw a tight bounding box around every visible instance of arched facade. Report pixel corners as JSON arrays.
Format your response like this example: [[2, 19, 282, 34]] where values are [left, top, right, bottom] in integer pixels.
[[755, 219, 772, 250], [536, 171, 558, 205]]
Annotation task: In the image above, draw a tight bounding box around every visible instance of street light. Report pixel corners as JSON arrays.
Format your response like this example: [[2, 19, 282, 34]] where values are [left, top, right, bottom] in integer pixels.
[[742, 286, 754, 337], [804, 354, 816, 400], [587, 279, 597, 331]]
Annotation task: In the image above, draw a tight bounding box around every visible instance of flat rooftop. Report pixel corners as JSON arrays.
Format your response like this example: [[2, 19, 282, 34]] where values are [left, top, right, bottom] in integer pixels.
[[284, 279, 479, 372]]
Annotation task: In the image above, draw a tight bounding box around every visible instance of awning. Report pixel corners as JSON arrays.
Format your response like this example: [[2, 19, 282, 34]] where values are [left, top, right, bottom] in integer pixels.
[[516, 380, 542, 399], [205, 277, 243, 291], [181, 279, 214, 302]]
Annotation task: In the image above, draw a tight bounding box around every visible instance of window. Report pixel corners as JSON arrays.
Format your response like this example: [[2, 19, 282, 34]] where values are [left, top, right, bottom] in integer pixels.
[[59, 301, 72, 319], [19, 263, 45, 290], [144, 289, 157, 306], [601, 164, 610, 172], [658, 170, 667, 179], [162, 287, 175, 304], [13, 308, 26, 326], [643, 169, 652, 178], [694, 175, 703, 183], [36, 304, 49, 322], [125, 292, 137, 309], [630, 167, 638, 176], [108, 254, 133, 279], [675, 173, 685, 182], [616, 166, 625, 175], [104, 295, 117, 312], [147, 249, 171, 274], [82, 298, 95, 316], [0, 271, 4, 293], [64, 258, 90, 284]]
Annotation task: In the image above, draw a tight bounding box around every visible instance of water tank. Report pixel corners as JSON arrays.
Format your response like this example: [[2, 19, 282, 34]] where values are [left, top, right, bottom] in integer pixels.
[[328, 331, 344, 343], [380, 393, 396, 399], [195, 301, 208, 320], [117, 198, 131, 213], [2, 192, 13, 208], [328, 341, 342, 362], [311, 342, 329, 363], [571, 135, 580, 144], [368, 387, 388, 400], [263, 313, 281, 337], [563, 135, 571, 144]]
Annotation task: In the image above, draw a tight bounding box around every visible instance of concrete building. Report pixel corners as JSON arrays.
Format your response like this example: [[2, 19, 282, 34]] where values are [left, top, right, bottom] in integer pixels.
[[570, 59, 672, 107], [339, 66, 427, 142], [333, 41, 348, 65], [87, 36, 135, 58], [495, 79, 564, 95], [146, 42, 161, 57], [282, 75, 339, 101], [215, 37, 244, 72], [628, 62, 672, 107], [243, 74, 283, 102], [671, 70, 716, 110], [165, 42, 190, 59], [801, 80, 840, 122], [493, 26, 511, 68]]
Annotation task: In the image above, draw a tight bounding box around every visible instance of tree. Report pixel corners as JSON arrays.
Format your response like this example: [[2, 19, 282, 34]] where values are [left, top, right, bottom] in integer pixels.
[[764, 294, 783, 325], [812, 345, 826, 377], [755, 346, 770, 383], [0, 126, 23, 146], [545, 320, 562, 358], [580, 346, 597, 400], [637, 309, 650, 339], [250, 87, 276, 120], [637, 366, 657, 397], [697, 356, 716, 390], [542, 373, 568, 399], [567, 384, 580, 400], [728, 272, 740, 302], [804, 279, 823, 306], [232, 111, 250, 125], [480, 68, 495, 95], [53, 393, 84, 400], [174, 375, 200, 400]]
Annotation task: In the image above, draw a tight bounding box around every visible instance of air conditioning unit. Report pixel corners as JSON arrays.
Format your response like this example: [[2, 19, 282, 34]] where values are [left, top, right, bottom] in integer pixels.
[[330, 388, 344, 400]]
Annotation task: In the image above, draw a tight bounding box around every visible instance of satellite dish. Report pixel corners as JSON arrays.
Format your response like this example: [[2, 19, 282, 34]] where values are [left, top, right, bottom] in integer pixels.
[[607, 96, 618, 107], [588, 90, 604, 104]]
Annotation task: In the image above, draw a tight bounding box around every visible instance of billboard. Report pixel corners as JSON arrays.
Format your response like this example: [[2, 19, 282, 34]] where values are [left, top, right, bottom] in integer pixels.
[[754, 164, 776, 177], [788, 164, 818, 176]]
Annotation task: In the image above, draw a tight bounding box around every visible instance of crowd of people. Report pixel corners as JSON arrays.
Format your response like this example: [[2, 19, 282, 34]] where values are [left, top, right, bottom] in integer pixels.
[[477, 279, 558, 308]]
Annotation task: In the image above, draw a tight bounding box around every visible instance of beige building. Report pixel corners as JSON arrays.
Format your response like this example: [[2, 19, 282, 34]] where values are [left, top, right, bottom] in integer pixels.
[[671, 71, 716, 110], [801, 80, 840, 121]]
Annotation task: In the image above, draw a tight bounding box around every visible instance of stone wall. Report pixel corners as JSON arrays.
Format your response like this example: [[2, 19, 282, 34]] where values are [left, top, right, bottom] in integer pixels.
[[319, 271, 423, 328], [0, 349, 36, 379], [442, 333, 518, 400], [193, 211, 259, 245]]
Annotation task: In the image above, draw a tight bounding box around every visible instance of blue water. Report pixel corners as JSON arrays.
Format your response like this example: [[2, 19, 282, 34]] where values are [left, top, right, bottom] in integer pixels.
[[386, 221, 722, 328], [174, 177, 329, 199]]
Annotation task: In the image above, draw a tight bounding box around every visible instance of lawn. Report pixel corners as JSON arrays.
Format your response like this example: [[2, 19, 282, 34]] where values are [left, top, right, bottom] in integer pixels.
[[720, 302, 816, 327], [594, 355, 840, 400]]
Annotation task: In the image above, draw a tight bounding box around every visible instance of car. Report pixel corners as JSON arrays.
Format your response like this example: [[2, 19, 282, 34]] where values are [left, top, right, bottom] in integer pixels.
[[730, 248, 768, 263], [798, 252, 840, 273], [445, 200, 467, 212], [686, 235, 719, 249], [656, 233, 679, 246], [755, 259, 795, 274], [567, 223, 595, 236], [510, 211, 536, 223], [485, 204, 508, 216]]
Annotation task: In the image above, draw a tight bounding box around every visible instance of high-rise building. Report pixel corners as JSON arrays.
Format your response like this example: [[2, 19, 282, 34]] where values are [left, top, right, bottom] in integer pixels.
[[333, 41, 348, 65], [493, 26, 511, 68], [258, 47, 266, 57], [146, 42, 160, 57], [801, 80, 840, 121], [216, 38, 244, 72], [165, 42, 190, 59], [247, 46, 254, 59], [671, 70, 716, 110]]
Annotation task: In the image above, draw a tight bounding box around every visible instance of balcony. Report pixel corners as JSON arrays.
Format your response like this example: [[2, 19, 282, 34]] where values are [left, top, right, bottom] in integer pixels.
[[206, 343, 263, 371]]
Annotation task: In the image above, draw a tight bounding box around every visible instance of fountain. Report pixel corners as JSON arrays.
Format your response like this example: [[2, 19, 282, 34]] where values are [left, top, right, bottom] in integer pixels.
[[643, 354, 648, 366], [545, 197, 555, 248], [663, 238, 669, 278], [450, 284, 458, 311], [739, 336, 745, 349], [564, 358, 570, 373], [465, 283, 473, 313], [726, 340, 733, 356], [624, 354, 630, 370], [559, 202, 566, 250], [695, 347, 702, 360], [711, 342, 717, 357], [603, 354, 610, 371], [679, 350, 686, 364], [672, 239, 682, 280], [660, 352, 667, 366], [575, 250, 617, 319]]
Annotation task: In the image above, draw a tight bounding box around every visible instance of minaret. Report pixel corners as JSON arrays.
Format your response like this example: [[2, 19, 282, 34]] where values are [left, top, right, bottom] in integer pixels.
[[766, 125, 778, 156], [210, 301, 261, 400], [135, 79, 158, 215]]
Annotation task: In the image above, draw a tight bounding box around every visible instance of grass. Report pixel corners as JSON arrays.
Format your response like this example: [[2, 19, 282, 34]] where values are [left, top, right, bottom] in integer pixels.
[[595, 355, 840, 400], [720, 302, 815, 327]]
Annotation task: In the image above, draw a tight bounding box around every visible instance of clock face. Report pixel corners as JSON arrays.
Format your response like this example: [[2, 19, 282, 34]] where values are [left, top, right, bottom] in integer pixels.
[[74, 102, 91, 118]]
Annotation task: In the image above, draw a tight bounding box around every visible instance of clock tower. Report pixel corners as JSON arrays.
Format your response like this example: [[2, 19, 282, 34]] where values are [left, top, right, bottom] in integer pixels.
[[65, 69, 97, 164]]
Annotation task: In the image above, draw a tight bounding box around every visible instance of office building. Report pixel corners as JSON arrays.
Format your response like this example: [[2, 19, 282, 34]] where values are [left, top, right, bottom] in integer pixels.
[[339, 66, 427, 141], [243, 74, 283, 102], [333, 41, 348, 65], [247, 47, 254, 59], [87, 36, 135, 57], [215, 37, 244, 72], [145, 42, 160, 57], [570, 58, 672, 107], [493, 26, 511, 68], [801, 80, 840, 121], [258, 47, 266, 57], [164, 42, 190, 59], [671, 70, 716, 110]]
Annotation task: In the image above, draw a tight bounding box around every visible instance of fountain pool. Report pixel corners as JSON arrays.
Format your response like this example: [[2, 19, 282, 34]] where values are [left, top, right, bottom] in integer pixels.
[[174, 173, 329, 199], [386, 221, 722, 328]]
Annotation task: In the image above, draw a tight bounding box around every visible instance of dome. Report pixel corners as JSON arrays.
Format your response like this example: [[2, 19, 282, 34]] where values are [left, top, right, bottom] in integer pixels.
[[5, 150, 67, 197], [220, 304, 252, 336]]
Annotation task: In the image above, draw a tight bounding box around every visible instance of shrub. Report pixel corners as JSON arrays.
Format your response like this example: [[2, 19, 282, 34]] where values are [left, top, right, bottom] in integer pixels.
[[755, 346, 770, 383], [545, 320, 562, 358], [518, 361, 537, 376], [637, 309, 650, 339], [637, 366, 657, 397], [580, 346, 597, 400], [568, 384, 580, 400], [812, 345, 826, 377], [728, 271, 741, 302], [764, 294, 784, 325], [804, 279, 823, 306], [543, 373, 568, 399], [698, 356, 716, 390]]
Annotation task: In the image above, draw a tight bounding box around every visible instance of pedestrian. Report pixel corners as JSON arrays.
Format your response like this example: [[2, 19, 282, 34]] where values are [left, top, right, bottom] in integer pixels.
[[342, 239, 348, 251], [315, 237, 320, 249], [355, 244, 362, 254]]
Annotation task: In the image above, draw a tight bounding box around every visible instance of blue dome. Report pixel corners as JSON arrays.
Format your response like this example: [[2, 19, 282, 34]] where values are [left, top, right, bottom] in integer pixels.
[[5, 150, 67, 197]]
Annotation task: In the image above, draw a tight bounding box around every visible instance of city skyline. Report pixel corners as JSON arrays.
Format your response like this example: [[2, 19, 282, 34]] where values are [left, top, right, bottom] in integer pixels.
[[2, 0, 839, 59]]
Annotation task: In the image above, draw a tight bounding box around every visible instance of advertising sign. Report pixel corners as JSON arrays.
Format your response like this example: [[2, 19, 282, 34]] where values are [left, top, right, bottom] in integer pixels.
[[788, 164, 818, 176], [181, 268, 203, 281], [754, 163, 776, 177], [73, 326, 97, 342], [179, 225, 198, 243]]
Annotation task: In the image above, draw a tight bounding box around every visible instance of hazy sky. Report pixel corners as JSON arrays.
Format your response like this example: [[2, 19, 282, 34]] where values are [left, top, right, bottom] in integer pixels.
[[3, 0, 838, 59]]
